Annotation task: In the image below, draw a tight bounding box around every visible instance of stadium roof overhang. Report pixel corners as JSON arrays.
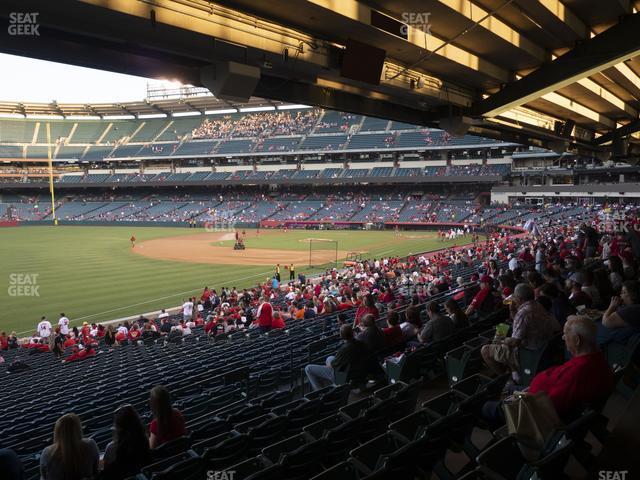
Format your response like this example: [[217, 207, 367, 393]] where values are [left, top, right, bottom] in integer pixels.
[[2, 0, 640, 160]]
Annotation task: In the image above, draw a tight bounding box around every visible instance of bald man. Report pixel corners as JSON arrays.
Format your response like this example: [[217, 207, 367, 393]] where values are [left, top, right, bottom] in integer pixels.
[[482, 315, 613, 426], [527, 315, 613, 417]]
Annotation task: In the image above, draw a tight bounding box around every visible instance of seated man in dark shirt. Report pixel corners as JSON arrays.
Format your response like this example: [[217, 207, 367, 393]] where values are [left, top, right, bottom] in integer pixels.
[[305, 324, 382, 390], [356, 314, 385, 352], [417, 301, 455, 345]]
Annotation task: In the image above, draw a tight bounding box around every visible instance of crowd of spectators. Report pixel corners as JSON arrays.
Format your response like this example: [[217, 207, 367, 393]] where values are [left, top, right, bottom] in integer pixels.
[[191, 109, 320, 140], [2, 201, 640, 478]]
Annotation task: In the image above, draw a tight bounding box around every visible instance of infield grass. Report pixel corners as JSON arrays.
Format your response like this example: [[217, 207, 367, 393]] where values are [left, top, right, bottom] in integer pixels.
[[0, 226, 470, 334]]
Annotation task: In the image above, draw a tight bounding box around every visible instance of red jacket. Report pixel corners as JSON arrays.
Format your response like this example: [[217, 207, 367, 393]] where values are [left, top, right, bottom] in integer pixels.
[[257, 302, 273, 327]]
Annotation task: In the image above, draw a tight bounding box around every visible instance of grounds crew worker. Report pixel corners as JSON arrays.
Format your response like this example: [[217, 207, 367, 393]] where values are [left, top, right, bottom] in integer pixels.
[[290, 263, 295, 281]]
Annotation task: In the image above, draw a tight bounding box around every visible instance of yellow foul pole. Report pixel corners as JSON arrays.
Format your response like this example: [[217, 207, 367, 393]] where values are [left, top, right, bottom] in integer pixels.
[[46, 123, 57, 225]]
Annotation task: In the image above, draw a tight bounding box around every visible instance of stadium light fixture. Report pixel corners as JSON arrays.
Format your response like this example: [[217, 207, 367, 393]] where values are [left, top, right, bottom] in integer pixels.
[[172, 111, 202, 117], [276, 104, 312, 110], [103, 115, 136, 120], [26, 114, 65, 119], [205, 109, 238, 115], [0, 113, 26, 118], [239, 106, 276, 112], [139, 114, 167, 119], [66, 115, 101, 120]]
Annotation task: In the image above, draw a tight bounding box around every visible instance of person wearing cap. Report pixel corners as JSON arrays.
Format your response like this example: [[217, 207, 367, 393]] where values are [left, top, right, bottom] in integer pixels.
[[465, 274, 495, 317]]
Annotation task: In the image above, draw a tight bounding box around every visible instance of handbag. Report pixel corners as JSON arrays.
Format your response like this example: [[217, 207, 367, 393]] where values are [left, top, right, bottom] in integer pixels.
[[503, 391, 563, 460]]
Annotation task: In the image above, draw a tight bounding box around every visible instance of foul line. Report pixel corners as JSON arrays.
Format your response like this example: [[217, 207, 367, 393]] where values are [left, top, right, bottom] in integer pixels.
[[15, 269, 273, 336]]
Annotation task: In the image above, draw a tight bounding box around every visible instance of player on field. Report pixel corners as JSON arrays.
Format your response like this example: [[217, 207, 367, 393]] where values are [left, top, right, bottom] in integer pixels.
[[130, 234, 136, 248], [58, 313, 70, 335]]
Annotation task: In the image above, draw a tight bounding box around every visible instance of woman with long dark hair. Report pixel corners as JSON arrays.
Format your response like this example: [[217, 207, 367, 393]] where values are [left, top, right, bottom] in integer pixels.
[[148, 386, 187, 449], [100, 405, 150, 479], [40, 413, 98, 480]]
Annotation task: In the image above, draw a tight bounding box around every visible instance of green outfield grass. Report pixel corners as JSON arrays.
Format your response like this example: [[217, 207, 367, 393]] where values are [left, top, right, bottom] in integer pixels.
[[0, 226, 470, 335]]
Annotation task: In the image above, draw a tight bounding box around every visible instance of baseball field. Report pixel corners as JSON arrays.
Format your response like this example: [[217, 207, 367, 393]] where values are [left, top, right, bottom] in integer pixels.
[[0, 225, 471, 335]]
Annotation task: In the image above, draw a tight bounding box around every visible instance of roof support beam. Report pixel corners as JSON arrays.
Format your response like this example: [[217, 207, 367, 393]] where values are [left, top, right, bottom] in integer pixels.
[[539, 92, 616, 129], [475, 12, 640, 117], [436, 0, 547, 63], [253, 74, 441, 127], [536, 0, 590, 39], [307, 0, 511, 82], [576, 77, 639, 118], [535, 0, 640, 104], [594, 118, 640, 145]]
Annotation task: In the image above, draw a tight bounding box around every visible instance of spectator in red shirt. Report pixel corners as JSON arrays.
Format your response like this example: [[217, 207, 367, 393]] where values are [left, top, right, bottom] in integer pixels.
[[482, 316, 613, 426], [204, 316, 216, 335], [128, 325, 141, 341], [354, 294, 379, 328], [65, 344, 96, 362], [149, 386, 187, 449], [271, 312, 286, 329], [382, 311, 403, 348], [254, 296, 273, 333], [528, 315, 613, 417], [0, 331, 8, 350], [465, 275, 495, 317]]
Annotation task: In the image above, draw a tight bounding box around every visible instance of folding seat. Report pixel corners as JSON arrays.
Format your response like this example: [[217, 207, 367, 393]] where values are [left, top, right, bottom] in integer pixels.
[[339, 396, 377, 420], [149, 455, 205, 480], [304, 384, 338, 400], [517, 334, 563, 387], [269, 397, 310, 416], [387, 380, 421, 422], [280, 398, 322, 435], [348, 432, 407, 475], [189, 417, 230, 442], [227, 404, 265, 425], [322, 416, 366, 465], [142, 450, 198, 478], [445, 344, 484, 386], [261, 432, 313, 464], [150, 434, 193, 460], [250, 389, 293, 409], [200, 432, 251, 470], [278, 438, 328, 480], [385, 434, 448, 477], [302, 412, 347, 440], [244, 415, 289, 456], [309, 461, 363, 480], [224, 456, 271, 479], [316, 384, 351, 418], [476, 434, 575, 480]]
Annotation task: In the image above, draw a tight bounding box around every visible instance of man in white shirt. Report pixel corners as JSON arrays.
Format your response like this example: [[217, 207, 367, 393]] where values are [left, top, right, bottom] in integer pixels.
[[182, 298, 194, 321], [508, 254, 519, 271], [37, 316, 52, 339], [58, 314, 70, 335], [157, 309, 169, 320]]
